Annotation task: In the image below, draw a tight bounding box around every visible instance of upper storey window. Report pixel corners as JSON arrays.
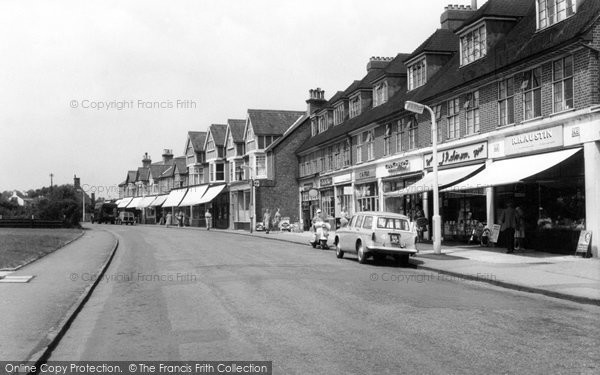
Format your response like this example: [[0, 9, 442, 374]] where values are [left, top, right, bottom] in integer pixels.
[[349, 96, 361, 118], [537, 0, 577, 30], [407, 58, 426, 90], [333, 103, 345, 125], [373, 82, 388, 107], [460, 24, 486, 66]]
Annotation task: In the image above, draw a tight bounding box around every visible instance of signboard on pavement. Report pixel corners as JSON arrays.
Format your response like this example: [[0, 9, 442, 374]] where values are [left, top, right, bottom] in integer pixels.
[[490, 224, 501, 243], [576, 230, 592, 254]]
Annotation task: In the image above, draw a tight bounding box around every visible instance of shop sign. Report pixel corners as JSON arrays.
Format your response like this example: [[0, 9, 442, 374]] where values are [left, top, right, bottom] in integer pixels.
[[332, 173, 352, 184], [354, 167, 376, 181], [424, 142, 487, 168], [302, 183, 313, 192], [489, 140, 505, 158], [505, 126, 563, 155], [385, 159, 411, 174], [308, 188, 319, 199], [319, 177, 333, 187], [576, 231, 592, 254], [343, 186, 353, 195]]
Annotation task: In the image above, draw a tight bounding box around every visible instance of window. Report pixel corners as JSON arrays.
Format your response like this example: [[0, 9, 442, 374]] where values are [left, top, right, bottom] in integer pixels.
[[349, 96, 361, 118], [498, 77, 515, 126], [327, 147, 333, 171], [373, 82, 388, 106], [334, 104, 345, 125], [229, 161, 234, 182], [206, 138, 215, 152], [384, 124, 392, 156], [553, 55, 574, 112], [209, 164, 213, 182], [465, 90, 480, 135], [311, 119, 317, 137], [408, 58, 427, 90], [343, 140, 351, 166], [366, 130, 374, 161], [356, 134, 363, 164], [396, 120, 404, 152], [255, 155, 266, 178], [447, 98, 460, 139], [398, 117, 417, 151], [433, 104, 444, 143], [406, 117, 418, 150], [460, 24, 487, 66], [362, 216, 373, 229], [215, 163, 225, 181], [523, 67, 542, 120], [537, 0, 577, 30], [318, 115, 327, 133]]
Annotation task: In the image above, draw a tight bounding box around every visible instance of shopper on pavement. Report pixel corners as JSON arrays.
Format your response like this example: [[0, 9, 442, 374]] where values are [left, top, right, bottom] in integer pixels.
[[500, 201, 517, 253]]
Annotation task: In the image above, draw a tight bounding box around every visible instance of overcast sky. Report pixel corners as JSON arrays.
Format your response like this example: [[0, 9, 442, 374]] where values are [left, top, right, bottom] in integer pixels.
[[0, 0, 475, 198]]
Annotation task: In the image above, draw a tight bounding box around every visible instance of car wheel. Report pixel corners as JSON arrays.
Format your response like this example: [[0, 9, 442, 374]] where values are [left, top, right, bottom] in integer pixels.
[[335, 238, 344, 259], [357, 241, 367, 264]]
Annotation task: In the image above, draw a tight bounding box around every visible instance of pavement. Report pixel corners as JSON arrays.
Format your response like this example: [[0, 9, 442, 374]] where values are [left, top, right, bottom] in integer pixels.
[[185, 225, 600, 306], [0, 227, 118, 362]]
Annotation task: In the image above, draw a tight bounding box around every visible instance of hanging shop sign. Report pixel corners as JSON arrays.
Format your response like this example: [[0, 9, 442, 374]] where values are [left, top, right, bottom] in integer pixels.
[[308, 188, 319, 199], [354, 167, 376, 181], [319, 177, 333, 187], [504, 125, 563, 155], [424, 142, 487, 168]]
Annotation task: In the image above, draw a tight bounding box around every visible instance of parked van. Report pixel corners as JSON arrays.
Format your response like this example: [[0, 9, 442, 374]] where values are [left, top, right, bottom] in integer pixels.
[[117, 211, 135, 225]]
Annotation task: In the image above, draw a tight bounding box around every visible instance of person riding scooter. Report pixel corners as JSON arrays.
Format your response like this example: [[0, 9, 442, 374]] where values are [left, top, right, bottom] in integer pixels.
[[309, 209, 330, 249]]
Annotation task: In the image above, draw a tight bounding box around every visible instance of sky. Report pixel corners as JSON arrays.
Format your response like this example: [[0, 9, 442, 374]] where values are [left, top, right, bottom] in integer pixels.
[[0, 0, 476, 198]]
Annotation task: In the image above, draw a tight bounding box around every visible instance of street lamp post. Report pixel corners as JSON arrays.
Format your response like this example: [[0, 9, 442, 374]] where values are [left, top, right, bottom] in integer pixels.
[[241, 165, 256, 233], [405, 101, 442, 254], [78, 188, 85, 223]]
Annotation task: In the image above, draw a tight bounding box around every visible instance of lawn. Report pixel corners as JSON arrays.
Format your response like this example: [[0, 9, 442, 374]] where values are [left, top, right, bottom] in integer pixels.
[[0, 228, 84, 270]]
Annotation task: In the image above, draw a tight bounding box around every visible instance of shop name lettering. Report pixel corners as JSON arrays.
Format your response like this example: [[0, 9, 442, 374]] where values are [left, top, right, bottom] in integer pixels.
[[511, 129, 553, 145], [320, 177, 332, 186], [385, 160, 410, 171], [426, 144, 485, 167], [358, 170, 373, 179]]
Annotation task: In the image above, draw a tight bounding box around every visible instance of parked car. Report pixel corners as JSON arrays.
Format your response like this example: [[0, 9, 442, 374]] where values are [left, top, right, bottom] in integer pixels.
[[279, 217, 291, 232], [255, 221, 265, 231], [117, 211, 136, 225], [333, 211, 417, 264]]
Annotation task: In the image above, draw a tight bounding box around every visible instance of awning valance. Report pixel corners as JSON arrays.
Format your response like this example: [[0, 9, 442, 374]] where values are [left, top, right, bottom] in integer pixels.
[[117, 197, 133, 208], [149, 194, 168, 207], [137, 196, 157, 209], [126, 197, 143, 208], [197, 184, 226, 204], [178, 185, 209, 206], [162, 189, 188, 208], [384, 164, 484, 197], [443, 148, 581, 192]]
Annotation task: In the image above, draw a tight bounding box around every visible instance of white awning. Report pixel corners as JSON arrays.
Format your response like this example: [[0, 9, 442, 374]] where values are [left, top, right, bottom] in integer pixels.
[[162, 188, 188, 208], [137, 196, 157, 209], [126, 197, 143, 208], [384, 164, 484, 197], [115, 199, 122, 206], [178, 185, 209, 206], [149, 194, 168, 207], [444, 148, 581, 192], [117, 197, 133, 208], [197, 184, 226, 204]]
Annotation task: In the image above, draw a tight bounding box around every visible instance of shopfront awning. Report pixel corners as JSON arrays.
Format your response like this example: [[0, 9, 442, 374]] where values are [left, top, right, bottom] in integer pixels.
[[178, 185, 209, 206], [115, 199, 122, 206], [117, 197, 133, 208], [137, 196, 157, 209], [197, 184, 226, 205], [126, 197, 143, 208], [149, 194, 168, 207], [384, 164, 484, 197], [443, 148, 581, 192], [162, 188, 188, 208]]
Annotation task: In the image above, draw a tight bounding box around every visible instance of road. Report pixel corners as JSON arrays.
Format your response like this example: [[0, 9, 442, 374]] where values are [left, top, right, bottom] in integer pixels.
[[49, 225, 600, 374]]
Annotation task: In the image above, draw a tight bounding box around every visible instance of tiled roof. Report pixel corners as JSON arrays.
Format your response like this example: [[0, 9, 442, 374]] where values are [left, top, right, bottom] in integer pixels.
[[208, 124, 228, 146], [383, 53, 411, 75], [126, 170, 137, 184], [327, 91, 345, 106], [136, 167, 149, 182], [188, 131, 207, 152], [174, 156, 188, 175], [266, 115, 309, 152], [227, 119, 246, 143], [404, 29, 459, 63], [457, 0, 534, 32], [149, 164, 171, 179], [248, 109, 305, 136], [160, 165, 174, 178]]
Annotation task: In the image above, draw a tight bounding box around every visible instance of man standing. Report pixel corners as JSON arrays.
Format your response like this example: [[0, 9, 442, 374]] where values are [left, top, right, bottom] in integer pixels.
[[500, 201, 517, 253], [205, 209, 212, 230]]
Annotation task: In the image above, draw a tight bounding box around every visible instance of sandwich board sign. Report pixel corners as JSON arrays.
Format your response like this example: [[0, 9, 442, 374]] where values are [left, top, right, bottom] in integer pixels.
[[576, 230, 592, 254], [490, 224, 501, 244]]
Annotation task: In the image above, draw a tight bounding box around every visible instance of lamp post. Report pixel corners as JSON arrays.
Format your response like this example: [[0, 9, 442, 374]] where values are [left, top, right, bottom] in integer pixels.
[[405, 101, 442, 254], [241, 165, 256, 233], [78, 188, 85, 223]]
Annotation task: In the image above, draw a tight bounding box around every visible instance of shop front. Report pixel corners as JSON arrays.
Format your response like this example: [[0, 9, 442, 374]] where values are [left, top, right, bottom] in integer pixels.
[[178, 185, 208, 227], [318, 176, 335, 222], [379, 156, 423, 218], [230, 182, 251, 230], [300, 181, 319, 231], [198, 184, 228, 229], [333, 172, 353, 228], [353, 167, 378, 212]]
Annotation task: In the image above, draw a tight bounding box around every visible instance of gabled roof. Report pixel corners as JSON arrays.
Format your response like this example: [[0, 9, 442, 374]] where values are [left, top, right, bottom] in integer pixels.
[[327, 91, 345, 106], [227, 119, 246, 143], [126, 170, 137, 184], [160, 165, 174, 179], [266, 115, 309, 152], [247, 109, 305, 136], [404, 28, 459, 63], [149, 163, 171, 180], [382, 53, 411, 76], [187, 131, 207, 152], [173, 156, 188, 175], [136, 167, 149, 182], [207, 124, 227, 147], [456, 0, 533, 33]]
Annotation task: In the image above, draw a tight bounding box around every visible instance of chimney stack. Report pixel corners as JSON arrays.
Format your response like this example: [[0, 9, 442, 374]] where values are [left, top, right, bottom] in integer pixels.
[[305, 87, 327, 115], [73, 174, 81, 190], [472, 0, 477, 10], [366, 56, 393, 72], [162, 149, 174, 164], [142, 152, 152, 168], [440, 4, 476, 31]]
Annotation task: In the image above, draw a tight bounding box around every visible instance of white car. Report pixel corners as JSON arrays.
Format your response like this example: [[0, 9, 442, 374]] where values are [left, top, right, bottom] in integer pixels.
[[334, 211, 417, 264]]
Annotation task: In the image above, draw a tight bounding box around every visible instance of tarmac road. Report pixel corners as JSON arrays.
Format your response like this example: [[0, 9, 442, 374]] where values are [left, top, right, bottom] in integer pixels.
[[49, 224, 600, 374]]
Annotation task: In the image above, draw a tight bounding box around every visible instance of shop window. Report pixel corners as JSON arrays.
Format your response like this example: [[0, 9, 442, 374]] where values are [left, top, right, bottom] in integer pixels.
[[498, 77, 515, 126], [356, 182, 379, 212], [465, 90, 480, 135], [460, 24, 487, 66], [447, 98, 460, 139], [537, 0, 577, 30], [553, 55, 574, 113], [523, 67, 542, 120], [321, 189, 335, 218]]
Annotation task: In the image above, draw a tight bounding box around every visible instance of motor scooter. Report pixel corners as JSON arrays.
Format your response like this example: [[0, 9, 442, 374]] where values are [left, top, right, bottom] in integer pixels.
[[309, 220, 330, 249]]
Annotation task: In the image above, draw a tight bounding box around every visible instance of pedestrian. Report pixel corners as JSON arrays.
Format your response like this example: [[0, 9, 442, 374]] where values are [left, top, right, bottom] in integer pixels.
[[205, 209, 212, 230], [312, 208, 322, 225], [165, 212, 173, 228], [414, 205, 426, 243], [340, 207, 349, 228], [177, 210, 184, 227], [500, 201, 517, 253], [263, 208, 271, 234], [515, 206, 526, 251], [273, 208, 281, 231]]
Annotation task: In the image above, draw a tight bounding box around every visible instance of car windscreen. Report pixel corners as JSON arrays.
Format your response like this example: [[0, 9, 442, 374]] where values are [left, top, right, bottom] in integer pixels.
[[377, 217, 410, 231]]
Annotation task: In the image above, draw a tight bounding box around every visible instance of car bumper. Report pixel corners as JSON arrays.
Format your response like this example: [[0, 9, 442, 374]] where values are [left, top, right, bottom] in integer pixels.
[[366, 245, 417, 256]]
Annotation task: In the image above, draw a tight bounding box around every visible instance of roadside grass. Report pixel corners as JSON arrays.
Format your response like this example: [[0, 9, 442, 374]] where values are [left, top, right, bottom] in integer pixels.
[[0, 228, 84, 270]]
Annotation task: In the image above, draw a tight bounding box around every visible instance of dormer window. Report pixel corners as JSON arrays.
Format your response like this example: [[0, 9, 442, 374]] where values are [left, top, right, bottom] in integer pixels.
[[349, 96, 361, 118], [373, 81, 388, 107], [318, 115, 327, 133], [537, 0, 577, 30], [460, 24, 486, 66], [407, 58, 427, 90], [333, 103, 345, 125]]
